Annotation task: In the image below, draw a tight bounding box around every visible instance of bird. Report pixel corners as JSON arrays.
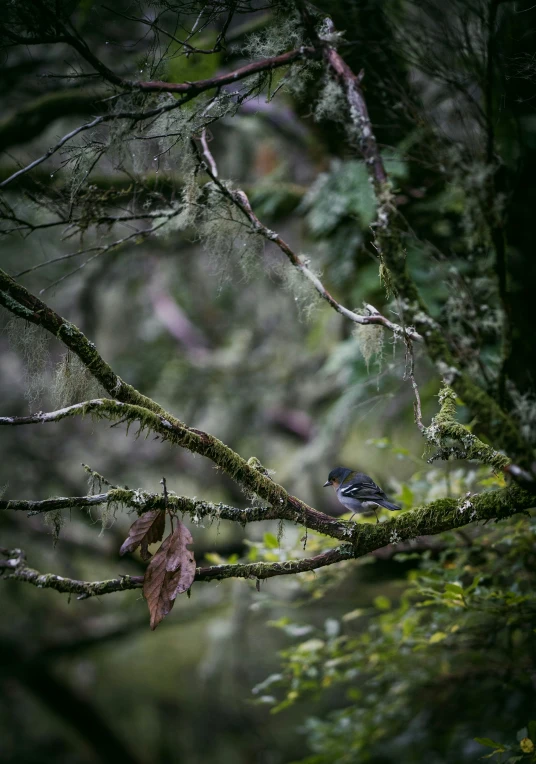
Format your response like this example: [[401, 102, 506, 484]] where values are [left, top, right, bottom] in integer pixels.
[[323, 466, 401, 523]]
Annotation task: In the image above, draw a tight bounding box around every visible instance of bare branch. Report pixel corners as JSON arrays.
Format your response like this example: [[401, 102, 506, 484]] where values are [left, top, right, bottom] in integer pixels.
[[0, 116, 104, 189]]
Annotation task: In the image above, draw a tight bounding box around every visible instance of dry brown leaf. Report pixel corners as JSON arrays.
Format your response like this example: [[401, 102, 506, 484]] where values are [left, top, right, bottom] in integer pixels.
[[119, 510, 166, 561], [143, 520, 196, 630]]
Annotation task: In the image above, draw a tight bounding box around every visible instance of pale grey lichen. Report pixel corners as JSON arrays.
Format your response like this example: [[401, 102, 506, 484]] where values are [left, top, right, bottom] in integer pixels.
[[53, 352, 104, 408], [7, 319, 50, 408]]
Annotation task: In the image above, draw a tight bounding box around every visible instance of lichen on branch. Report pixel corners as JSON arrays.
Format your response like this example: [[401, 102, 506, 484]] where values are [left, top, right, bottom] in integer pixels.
[[423, 384, 511, 471]]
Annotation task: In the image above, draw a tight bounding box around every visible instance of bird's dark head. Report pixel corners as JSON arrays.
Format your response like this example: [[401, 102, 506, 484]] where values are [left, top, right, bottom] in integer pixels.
[[323, 467, 351, 488]]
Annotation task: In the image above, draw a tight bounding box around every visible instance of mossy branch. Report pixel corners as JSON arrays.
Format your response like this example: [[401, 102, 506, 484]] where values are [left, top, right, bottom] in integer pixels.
[[0, 398, 343, 539], [423, 384, 511, 471], [2, 483, 534, 599], [0, 271, 316, 525], [0, 269, 337, 533], [0, 268, 168, 416], [1, 546, 354, 598], [0, 485, 348, 540]]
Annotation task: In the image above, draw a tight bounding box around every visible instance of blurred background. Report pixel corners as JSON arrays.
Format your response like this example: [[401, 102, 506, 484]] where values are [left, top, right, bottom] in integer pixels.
[[1, 1, 536, 763]]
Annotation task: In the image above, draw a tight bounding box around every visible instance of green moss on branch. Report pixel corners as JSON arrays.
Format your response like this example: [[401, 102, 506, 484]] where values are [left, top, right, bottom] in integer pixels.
[[423, 385, 511, 471]]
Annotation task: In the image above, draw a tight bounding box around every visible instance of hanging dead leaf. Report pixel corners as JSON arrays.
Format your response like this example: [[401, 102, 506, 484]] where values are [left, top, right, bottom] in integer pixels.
[[119, 510, 166, 561], [143, 520, 196, 630]]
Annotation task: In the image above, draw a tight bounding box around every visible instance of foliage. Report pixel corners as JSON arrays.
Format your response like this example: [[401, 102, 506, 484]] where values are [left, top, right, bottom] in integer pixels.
[[257, 480, 536, 762], [1, 0, 536, 762]]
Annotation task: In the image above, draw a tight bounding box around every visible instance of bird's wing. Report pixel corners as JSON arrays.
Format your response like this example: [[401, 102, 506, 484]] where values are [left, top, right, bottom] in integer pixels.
[[341, 474, 386, 501]]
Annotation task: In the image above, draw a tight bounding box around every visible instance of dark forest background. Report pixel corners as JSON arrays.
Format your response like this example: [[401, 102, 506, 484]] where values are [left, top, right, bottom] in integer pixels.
[[1, 1, 536, 763]]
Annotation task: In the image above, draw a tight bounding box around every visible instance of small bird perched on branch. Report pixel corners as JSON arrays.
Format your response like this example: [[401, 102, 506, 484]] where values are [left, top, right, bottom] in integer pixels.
[[323, 467, 401, 523]]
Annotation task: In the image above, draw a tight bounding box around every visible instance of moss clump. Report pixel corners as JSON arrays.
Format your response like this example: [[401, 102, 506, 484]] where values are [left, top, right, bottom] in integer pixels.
[[423, 384, 510, 472], [242, 13, 303, 59], [314, 76, 346, 123]]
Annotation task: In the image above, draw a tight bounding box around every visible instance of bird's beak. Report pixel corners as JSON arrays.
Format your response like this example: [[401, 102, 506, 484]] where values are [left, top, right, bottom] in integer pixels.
[[323, 480, 331, 487]]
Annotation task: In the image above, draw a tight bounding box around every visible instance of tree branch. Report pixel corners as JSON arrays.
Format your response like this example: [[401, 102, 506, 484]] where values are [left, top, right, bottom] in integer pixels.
[[0, 484, 349, 540], [134, 48, 318, 93], [0, 63, 265, 188], [0, 397, 346, 539], [18, 11, 317, 94], [299, 11, 529, 459], [0, 89, 102, 151], [0, 268, 166, 414], [192, 139, 422, 342], [2, 481, 534, 599]]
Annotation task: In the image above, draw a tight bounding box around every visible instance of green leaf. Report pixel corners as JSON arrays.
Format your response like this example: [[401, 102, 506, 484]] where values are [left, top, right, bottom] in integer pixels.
[[204, 552, 223, 565], [475, 737, 505, 749], [466, 574, 482, 594], [429, 631, 448, 644], [374, 595, 391, 611], [527, 720, 536, 742], [342, 608, 365, 621], [445, 583, 464, 595], [264, 532, 279, 549], [398, 483, 414, 507]]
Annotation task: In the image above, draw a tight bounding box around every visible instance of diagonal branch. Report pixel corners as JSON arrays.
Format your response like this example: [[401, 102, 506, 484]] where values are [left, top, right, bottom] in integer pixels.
[[0, 88, 102, 152], [0, 268, 165, 414], [134, 48, 319, 94], [0, 63, 263, 188], [0, 271, 348, 534], [0, 93, 194, 189], [0, 397, 345, 539], [193, 138, 421, 342], [0, 116, 104, 189]]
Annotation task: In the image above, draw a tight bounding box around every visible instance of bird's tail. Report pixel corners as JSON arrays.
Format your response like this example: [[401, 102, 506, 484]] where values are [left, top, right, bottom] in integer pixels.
[[376, 498, 401, 511]]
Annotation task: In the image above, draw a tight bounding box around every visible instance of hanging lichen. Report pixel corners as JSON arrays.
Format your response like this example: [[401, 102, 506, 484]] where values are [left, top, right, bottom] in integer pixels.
[[277, 258, 323, 322], [43, 508, 64, 546], [7, 319, 50, 408], [199, 182, 264, 282], [99, 499, 120, 536], [53, 352, 104, 408], [353, 322, 385, 373]]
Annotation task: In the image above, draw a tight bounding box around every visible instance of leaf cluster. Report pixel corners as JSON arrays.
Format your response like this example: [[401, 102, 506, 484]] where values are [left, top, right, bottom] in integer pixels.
[[258, 512, 536, 762]]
